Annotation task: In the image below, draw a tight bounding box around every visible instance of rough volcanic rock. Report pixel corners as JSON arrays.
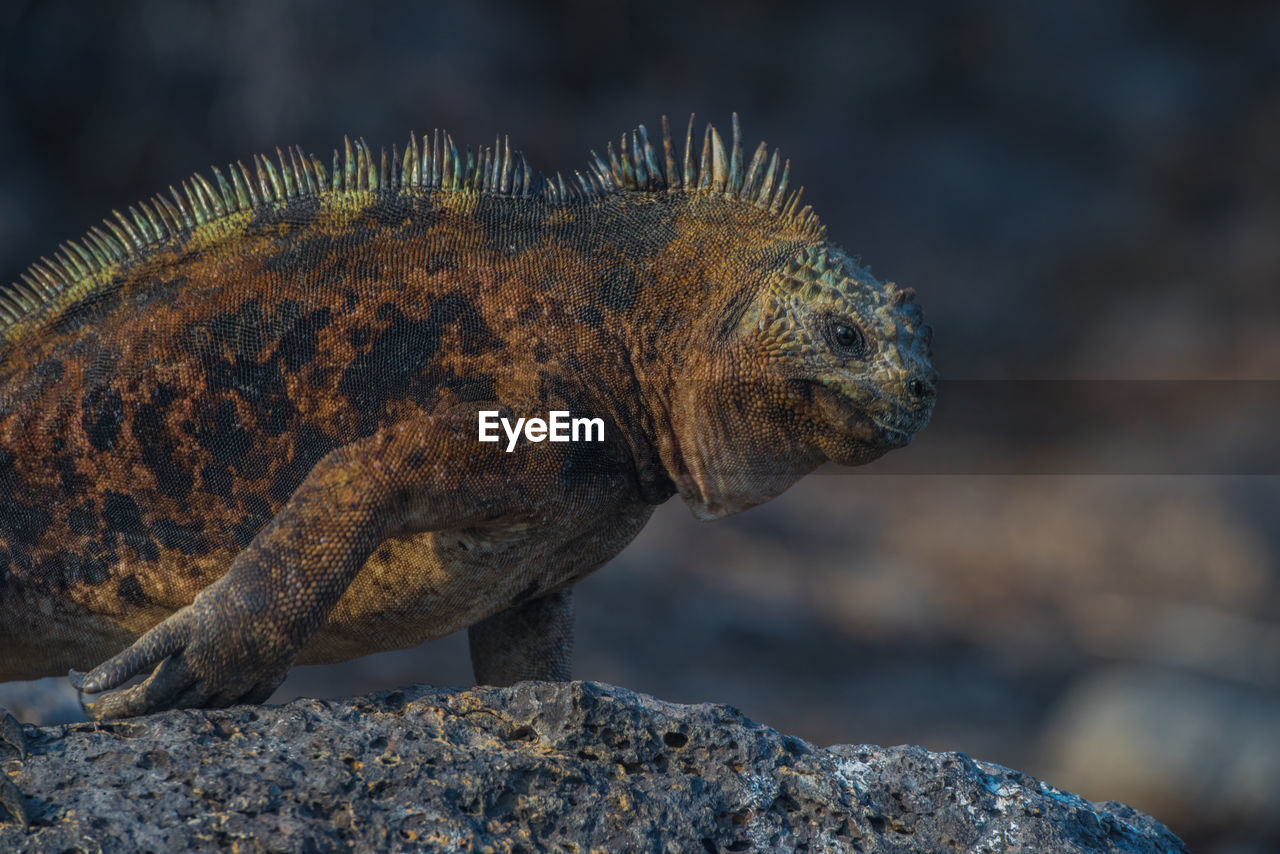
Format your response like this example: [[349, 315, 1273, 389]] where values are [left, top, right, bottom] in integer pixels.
[[0, 681, 1186, 853]]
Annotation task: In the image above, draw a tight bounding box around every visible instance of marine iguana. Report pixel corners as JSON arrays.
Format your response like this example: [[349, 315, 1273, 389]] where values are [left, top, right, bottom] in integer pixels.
[[0, 115, 935, 826]]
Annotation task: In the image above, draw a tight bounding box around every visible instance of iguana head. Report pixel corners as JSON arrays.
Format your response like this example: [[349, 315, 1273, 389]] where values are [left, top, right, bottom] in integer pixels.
[[752, 244, 936, 466], [667, 240, 935, 520]]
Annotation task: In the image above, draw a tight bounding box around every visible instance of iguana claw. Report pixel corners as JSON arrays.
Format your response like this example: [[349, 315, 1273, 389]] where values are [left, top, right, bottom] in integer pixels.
[[73, 586, 294, 719], [1, 709, 28, 829]]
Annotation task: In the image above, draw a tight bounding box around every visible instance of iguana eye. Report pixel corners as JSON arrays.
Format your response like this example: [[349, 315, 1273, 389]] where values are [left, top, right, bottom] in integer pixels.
[[824, 316, 867, 358]]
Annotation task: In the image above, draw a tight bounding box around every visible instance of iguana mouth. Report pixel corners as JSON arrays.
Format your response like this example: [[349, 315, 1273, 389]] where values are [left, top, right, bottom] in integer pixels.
[[868, 396, 933, 448], [870, 418, 918, 449]]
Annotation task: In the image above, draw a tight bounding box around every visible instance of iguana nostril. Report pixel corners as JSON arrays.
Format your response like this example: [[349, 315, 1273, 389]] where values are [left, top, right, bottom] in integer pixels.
[[908, 378, 931, 399]]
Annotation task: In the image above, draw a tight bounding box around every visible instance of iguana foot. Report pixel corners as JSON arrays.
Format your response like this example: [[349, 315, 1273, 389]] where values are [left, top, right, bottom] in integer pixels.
[[70, 583, 292, 720], [1, 708, 28, 829]]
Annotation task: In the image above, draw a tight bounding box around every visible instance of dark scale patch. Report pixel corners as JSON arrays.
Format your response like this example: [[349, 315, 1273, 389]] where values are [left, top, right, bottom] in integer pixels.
[[101, 491, 159, 562], [33, 357, 64, 384], [131, 382, 195, 500], [80, 556, 110, 585], [50, 285, 124, 335], [348, 325, 371, 349], [150, 517, 212, 556], [268, 424, 339, 504], [84, 345, 122, 386], [337, 295, 500, 434], [241, 493, 272, 520], [558, 437, 623, 489], [34, 549, 108, 589], [312, 252, 355, 292], [278, 306, 332, 372], [229, 523, 255, 549], [132, 275, 189, 311], [193, 299, 306, 437], [33, 553, 70, 589], [82, 383, 125, 451], [274, 298, 304, 332], [8, 549, 31, 573], [533, 341, 551, 363], [338, 308, 441, 432], [343, 290, 360, 310], [249, 197, 321, 232], [543, 207, 593, 250], [204, 300, 269, 362], [230, 501, 270, 547], [427, 292, 502, 356], [117, 574, 150, 607], [537, 371, 595, 411], [234, 359, 295, 435], [72, 549, 108, 586], [51, 448, 88, 495], [444, 372, 496, 402], [362, 193, 431, 229], [0, 450, 51, 547], [263, 232, 334, 274], [204, 356, 297, 440], [425, 249, 460, 273], [476, 196, 545, 254], [306, 365, 337, 390], [609, 198, 679, 260], [597, 264, 641, 312], [194, 398, 255, 475], [0, 548, 8, 591], [339, 223, 383, 255], [200, 463, 234, 500], [575, 305, 603, 328], [81, 545, 119, 583], [67, 501, 97, 535]]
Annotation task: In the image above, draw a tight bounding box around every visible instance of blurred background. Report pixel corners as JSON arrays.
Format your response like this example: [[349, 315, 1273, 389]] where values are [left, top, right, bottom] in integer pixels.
[[1, 1, 1278, 850]]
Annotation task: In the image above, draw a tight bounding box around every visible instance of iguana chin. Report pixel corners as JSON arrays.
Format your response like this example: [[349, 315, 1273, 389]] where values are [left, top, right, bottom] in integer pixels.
[[0, 113, 933, 823]]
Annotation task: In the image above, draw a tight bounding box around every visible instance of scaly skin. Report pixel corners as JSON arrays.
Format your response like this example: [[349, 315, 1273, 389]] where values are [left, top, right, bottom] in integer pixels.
[[0, 117, 934, 734]]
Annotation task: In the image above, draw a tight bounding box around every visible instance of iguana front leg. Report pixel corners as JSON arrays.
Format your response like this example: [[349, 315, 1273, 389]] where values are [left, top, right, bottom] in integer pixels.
[[71, 414, 517, 720], [469, 587, 574, 684]]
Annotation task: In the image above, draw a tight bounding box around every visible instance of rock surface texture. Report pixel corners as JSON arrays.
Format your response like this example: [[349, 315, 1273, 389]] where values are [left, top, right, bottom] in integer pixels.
[[1, 681, 1186, 853]]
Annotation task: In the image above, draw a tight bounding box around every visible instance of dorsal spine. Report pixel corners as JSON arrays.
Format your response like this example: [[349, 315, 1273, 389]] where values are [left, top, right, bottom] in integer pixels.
[[0, 115, 821, 336]]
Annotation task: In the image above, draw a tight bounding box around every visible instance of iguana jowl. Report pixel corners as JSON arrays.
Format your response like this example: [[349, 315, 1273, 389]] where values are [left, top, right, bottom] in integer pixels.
[[0, 115, 934, 808]]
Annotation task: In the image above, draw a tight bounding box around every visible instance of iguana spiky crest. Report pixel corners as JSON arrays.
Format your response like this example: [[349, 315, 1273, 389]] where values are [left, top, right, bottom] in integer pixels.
[[0, 114, 818, 347]]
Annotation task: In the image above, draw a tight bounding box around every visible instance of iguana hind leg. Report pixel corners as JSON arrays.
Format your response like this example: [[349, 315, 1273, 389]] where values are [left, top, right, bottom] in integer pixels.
[[72, 413, 528, 720], [68, 432, 388, 720], [1, 709, 27, 829], [71, 408, 594, 720], [469, 587, 574, 684]]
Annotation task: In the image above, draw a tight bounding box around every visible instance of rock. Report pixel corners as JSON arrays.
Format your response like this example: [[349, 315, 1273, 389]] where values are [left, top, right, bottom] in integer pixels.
[[1, 681, 1186, 853]]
